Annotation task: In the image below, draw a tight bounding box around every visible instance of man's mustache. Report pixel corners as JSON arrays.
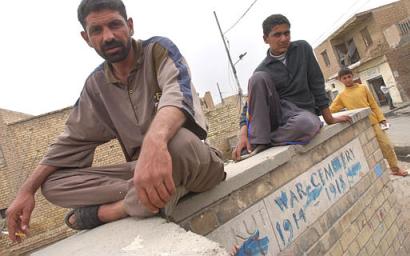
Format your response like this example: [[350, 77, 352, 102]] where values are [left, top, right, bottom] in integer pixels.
[[102, 40, 124, 50]]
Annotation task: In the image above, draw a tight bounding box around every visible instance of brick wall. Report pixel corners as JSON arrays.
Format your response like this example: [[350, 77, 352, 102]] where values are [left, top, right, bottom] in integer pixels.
[[205, 95, 243, 160], [0, 109, 32, 125], [385, 42, 410, 102], [0, 108, 125, 255], [175, 111, 409, 255]]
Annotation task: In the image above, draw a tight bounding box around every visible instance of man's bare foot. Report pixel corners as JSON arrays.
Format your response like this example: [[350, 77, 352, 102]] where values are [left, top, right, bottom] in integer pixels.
[[68, 200, 128, 226]]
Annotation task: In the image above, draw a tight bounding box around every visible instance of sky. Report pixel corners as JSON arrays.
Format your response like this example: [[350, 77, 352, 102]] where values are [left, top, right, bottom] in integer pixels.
[[0, 0, 398, 115]]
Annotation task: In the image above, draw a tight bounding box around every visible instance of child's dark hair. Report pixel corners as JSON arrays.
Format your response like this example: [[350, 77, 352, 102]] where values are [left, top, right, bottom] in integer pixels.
[[338, 67, 353, 78], [78, 0, 127, 29], [262, 14, 291, 36]]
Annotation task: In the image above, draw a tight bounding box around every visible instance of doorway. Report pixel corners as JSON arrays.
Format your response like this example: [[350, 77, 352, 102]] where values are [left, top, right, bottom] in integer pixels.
[[367, 76, 387, 106]]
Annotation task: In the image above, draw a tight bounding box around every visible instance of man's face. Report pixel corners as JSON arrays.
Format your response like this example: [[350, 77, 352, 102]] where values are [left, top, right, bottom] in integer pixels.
[[263, 24, 291, 55], [339, 74, 354, 87], [81, 9, 133, 63]]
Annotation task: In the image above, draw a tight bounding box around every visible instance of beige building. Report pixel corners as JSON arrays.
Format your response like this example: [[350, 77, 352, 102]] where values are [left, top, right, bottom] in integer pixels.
[[0, 108, 126, 255], [314, 0, 410, 106]]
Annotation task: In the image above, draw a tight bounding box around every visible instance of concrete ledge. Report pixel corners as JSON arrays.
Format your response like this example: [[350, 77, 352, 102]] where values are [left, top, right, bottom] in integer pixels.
[[172, 108, 370, 222], [31, 217, 228, 256], [32, 108, 372, 255], [295, 108, 370, 153]]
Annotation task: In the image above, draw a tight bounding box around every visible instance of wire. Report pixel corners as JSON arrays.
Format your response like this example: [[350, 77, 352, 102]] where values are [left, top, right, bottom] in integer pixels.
[[312, 0, 373, 46], [223, 0, 259, 35]]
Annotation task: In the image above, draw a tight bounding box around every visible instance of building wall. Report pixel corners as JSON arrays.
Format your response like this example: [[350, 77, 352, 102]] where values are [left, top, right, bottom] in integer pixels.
[[0, 107, 125, 255], [385, 42, 410, 102], [314, 40, 340, 81], [205, 95, 242, 160], [0, 109, 32, 125], [373, 1, 409, 30]]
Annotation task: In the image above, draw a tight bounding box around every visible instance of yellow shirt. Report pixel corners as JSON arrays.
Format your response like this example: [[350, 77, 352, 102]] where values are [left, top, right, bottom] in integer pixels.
[[329, 84, 385, 125]]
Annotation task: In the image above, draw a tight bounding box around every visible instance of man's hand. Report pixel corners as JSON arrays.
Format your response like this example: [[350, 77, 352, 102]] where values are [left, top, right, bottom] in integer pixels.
[[132, 106, 184, 213], [232, 126, 252, 161], [332, 115, 352, 124], [133, 138, 176, 213], [6, 192, 35, 242], [321, 107, 352, 124]]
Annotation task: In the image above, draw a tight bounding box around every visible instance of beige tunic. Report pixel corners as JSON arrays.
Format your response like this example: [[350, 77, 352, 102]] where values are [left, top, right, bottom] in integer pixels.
[[41, 37, 207, 167]]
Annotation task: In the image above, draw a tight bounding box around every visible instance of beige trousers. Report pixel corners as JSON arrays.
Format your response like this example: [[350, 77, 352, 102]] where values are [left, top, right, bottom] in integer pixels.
[[373, 124, 398, 169], [41, 128, 225, 217]]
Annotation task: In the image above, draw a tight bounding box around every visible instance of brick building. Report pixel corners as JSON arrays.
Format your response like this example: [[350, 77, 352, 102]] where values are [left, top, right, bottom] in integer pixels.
[[0, 108, 126, 255], [314, 0, 410, 106]]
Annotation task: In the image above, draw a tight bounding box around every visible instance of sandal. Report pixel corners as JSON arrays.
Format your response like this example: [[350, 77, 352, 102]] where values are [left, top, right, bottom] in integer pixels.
[[64, 206, 103, 230], [391, 169, 409, 177]]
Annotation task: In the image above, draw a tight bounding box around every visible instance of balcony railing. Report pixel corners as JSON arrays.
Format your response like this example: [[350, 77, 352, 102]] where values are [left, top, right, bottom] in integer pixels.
[[398, 18, 410, 36]]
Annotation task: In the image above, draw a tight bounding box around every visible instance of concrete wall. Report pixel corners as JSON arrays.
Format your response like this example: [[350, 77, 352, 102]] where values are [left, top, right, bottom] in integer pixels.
[[170, 109, 410, 255]]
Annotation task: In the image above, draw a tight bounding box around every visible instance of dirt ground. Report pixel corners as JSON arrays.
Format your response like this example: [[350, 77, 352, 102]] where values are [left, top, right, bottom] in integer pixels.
[[391, 160, 410, 233]]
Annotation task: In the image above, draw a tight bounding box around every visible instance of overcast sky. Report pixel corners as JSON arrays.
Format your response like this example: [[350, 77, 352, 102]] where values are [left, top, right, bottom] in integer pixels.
[[0, 0, 397, 115]]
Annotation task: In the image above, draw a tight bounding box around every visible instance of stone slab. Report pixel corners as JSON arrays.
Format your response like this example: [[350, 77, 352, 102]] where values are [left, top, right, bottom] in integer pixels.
[[31, 217, 228, 256]]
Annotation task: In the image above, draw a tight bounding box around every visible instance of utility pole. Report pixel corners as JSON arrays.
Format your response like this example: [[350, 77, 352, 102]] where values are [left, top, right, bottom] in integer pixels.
[[217, 82, 224, 105], [213, 11, 243, 108]]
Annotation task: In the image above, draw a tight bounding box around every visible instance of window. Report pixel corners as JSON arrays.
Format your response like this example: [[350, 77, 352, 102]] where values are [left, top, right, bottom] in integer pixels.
[[0, 147, 6, 168], [335, 43, 348, 66], [347, 39, 360, 64], [0, 208, 6, 219], [321, 50, 331, 67], [398, 19, 410, 35], [360, 27, 373, 47], [334, 39, 360, 66]]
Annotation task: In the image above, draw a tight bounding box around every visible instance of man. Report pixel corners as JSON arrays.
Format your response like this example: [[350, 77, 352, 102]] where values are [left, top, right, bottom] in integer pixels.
[[7, 0, 225, 241], [380, 84, 397, 110], [233, 14, 351, 161]]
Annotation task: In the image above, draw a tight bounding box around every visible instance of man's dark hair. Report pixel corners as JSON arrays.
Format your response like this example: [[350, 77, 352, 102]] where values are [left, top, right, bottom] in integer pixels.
[[262, 14, 291, 36], [338, 67, 353, 78], [78, 0, 127, 29]]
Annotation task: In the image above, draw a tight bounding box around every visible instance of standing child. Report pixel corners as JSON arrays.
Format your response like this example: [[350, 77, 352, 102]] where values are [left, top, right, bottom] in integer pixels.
[[330, 67, 408, 177]]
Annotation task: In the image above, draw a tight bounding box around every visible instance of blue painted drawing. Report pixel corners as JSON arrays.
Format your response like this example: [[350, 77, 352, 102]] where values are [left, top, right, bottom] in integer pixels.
[[304, 185, 322, 209], [346, 162, 362, 178], [374, 163, 383, 177], [235, 230, 269, 256]]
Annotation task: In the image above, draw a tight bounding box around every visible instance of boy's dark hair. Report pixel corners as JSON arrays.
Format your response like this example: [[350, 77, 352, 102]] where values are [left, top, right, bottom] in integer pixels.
[[262, 14, 291, 36], [78, 0, 127, 29], [338, 67, 353, 78]]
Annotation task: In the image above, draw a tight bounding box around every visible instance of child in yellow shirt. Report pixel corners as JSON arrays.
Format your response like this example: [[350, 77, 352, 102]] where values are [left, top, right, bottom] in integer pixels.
[[330, 67, 407, 177]]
